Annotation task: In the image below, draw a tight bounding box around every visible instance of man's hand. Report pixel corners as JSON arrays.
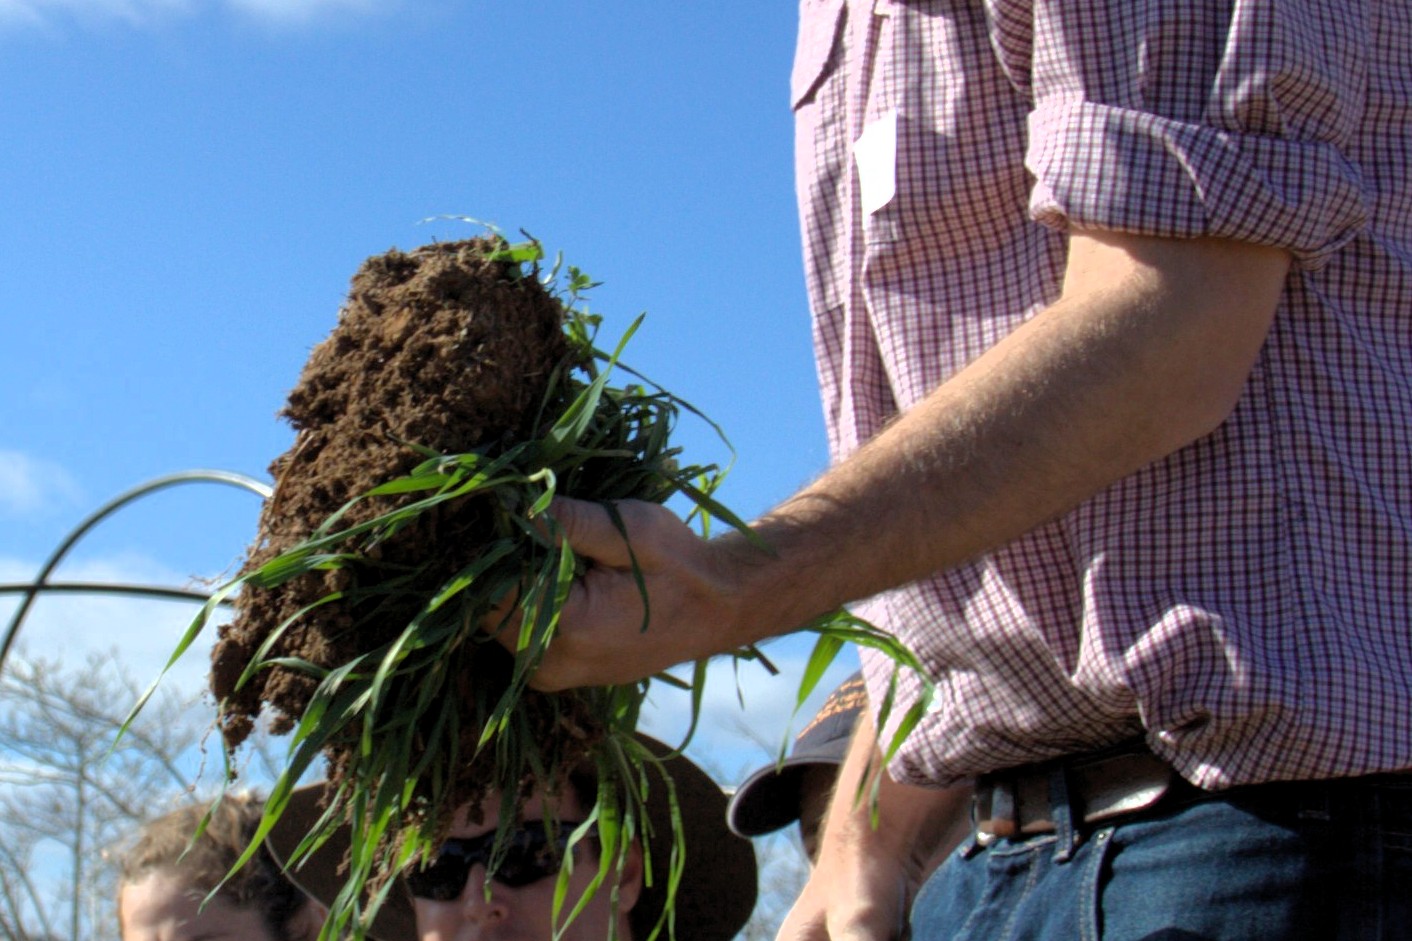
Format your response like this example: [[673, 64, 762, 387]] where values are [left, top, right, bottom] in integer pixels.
[[778, 710, 973, 941], [779, 834, 912, 941], [507, 496, 761, 691]]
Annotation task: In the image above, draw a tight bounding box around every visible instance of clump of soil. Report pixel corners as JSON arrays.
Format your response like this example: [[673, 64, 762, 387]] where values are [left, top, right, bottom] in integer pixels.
[[210, 237, 601, 826]]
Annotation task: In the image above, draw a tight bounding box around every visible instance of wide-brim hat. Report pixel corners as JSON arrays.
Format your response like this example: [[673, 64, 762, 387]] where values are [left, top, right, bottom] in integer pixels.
[[727, 672, 865, 838], [266, 734, 756, 941]]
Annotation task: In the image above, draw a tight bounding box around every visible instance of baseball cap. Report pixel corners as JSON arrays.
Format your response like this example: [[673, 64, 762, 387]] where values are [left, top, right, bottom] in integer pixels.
[[726, 672, 866, 838]]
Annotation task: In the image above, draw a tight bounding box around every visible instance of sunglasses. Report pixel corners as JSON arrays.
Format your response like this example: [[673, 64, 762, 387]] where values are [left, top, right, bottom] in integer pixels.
[[406, 821, 584, 900]]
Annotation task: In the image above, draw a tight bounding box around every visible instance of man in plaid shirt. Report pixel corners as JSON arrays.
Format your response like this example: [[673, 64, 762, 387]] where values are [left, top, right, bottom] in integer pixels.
[[512, 2, 1412, 936]]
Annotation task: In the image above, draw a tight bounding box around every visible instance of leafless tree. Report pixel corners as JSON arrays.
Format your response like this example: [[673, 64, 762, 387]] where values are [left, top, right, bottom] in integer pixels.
[[737, 829, 811, 941], [713, 714, 815, 941], [0, 648, 211, 941]]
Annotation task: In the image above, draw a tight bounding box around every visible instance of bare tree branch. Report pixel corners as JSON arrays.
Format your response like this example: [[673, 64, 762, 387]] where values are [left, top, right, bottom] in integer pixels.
[[0, 648, 208, 941]]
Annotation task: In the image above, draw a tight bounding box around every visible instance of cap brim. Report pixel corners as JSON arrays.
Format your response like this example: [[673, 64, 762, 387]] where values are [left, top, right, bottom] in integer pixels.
[[266, 734, 756, 941], [726, 756, 842, 838]]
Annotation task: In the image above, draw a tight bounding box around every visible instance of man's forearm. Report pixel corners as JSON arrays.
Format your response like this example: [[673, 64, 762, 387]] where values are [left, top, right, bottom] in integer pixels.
[[719, 232, 1290, 648]]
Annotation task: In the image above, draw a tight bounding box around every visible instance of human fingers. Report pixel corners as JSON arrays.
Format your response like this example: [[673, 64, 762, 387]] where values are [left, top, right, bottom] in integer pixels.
[[776, 881, 898, 941], [778, 893, 904, 941], [547, 496, 678, 569], [479, 496, 639, 650], [531, 501, 718, 690], [482, 498, 672, 688], [520, 566, 651, 691]]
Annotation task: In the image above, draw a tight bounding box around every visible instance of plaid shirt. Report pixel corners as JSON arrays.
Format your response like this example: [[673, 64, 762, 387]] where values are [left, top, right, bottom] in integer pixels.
[[793, 0, 1412, 789]]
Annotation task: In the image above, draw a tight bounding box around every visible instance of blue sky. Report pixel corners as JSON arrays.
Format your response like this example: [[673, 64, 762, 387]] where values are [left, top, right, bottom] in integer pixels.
[[0, 0, 858, 794]]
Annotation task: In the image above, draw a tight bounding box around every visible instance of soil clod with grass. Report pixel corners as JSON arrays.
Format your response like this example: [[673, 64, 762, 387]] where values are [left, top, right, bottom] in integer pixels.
[[211, 238, 605, 838]]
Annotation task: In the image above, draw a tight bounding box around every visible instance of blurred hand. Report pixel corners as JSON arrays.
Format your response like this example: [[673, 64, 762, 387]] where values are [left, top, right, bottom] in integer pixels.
[[777, 711, 973, 941], [778, 840, 910, 941]]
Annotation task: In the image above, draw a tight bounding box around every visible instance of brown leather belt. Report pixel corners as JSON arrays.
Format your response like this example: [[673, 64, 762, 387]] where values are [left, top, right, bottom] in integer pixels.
[[974, 742, 1179, 839]]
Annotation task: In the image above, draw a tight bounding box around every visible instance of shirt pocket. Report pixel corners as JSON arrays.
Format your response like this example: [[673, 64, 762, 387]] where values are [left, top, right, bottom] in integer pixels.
[[792, 0, 846, 109]]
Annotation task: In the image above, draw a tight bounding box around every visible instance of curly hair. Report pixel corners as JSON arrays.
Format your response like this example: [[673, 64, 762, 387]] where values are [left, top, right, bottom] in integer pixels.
[[119, 795, 309, 941]]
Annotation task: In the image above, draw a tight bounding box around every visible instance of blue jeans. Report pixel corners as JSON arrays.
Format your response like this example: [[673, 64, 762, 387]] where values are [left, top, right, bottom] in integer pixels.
[[911, 773, 1412, 940]]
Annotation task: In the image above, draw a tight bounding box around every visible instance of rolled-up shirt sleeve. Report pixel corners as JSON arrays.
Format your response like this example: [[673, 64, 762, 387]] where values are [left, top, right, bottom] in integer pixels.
[[1000, 0, 1371, 269]]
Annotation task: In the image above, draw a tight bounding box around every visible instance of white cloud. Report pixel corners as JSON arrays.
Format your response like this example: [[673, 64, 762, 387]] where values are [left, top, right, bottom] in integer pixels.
[[0, 449, 83, 518], [224, 0, 381, 24], [0, 0, 386, 31], [0, 0, 191, 30], [0, 552, 222, 700]]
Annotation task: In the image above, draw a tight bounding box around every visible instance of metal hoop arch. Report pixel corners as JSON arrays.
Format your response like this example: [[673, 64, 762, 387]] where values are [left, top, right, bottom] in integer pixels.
[[0, 469, 271, 676]]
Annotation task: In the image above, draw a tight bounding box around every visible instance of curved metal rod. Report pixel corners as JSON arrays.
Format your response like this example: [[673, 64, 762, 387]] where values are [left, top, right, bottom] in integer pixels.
[[0, 469, 271, 676], [0, 582, 236, 605]]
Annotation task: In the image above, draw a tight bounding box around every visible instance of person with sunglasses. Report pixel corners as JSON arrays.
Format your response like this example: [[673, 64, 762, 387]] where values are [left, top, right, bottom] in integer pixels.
[[266, 735, 757, 941]]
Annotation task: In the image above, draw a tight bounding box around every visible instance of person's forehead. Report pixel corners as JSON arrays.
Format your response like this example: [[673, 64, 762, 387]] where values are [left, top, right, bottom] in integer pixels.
[[119, 871, 271, 940], [120, 872, 204, 915]]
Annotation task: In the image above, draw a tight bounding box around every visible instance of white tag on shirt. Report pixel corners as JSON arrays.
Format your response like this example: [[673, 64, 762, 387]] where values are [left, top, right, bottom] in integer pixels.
[[854, 110, 898, 215]]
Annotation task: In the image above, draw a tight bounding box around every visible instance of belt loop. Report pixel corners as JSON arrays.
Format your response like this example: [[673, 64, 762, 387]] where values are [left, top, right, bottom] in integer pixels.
[[1049, 764, 1081, 863], [962, 794, 987, 858], [991, 779, 1017, 836]]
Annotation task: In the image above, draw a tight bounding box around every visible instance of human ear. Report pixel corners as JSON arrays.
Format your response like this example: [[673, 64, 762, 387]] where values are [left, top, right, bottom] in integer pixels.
[[615, 841, 645, 914]]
